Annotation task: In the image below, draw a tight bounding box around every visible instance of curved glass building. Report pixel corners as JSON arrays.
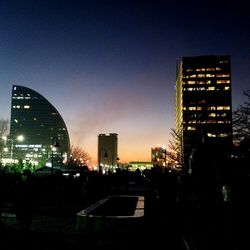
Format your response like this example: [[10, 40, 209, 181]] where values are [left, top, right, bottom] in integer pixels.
[[9, 85, 70, 166]]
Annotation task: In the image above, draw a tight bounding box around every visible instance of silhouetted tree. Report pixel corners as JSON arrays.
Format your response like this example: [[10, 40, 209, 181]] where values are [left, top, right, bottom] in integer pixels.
[[233, 90, 250, 167], [0, 118, 9, 138], [67, 146, 92, 167], [166, 128, 183, 167], [0, 118, 9, 159], [233, 90, 250, 145]]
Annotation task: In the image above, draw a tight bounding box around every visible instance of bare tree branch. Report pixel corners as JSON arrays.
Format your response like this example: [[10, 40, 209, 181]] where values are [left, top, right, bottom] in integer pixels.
[[67, 145, 92, 167], [0, 118, 9, 138]]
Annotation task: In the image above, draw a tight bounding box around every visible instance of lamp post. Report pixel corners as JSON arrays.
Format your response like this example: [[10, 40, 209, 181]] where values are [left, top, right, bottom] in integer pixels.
[[12, 135, 24, 161], [2, 135, 24, 163], [51, 136, 60, 176], [98, 148, 107, 174], [10, 139, 14, 162], [2, 136, 12, 163], [0, 137, 5, 166], [112, 154, 119, 172]]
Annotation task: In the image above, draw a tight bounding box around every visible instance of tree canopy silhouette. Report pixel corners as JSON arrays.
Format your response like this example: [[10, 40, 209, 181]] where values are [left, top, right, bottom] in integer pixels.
[[233, 90, 250, 145], [166, 128, 183, 166], [67, 146, 92, 167]]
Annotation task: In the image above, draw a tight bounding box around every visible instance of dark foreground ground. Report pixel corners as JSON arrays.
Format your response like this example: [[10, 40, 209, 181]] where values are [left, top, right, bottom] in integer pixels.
[[1, 203, 187, 250], [1, 169, 250, 250]]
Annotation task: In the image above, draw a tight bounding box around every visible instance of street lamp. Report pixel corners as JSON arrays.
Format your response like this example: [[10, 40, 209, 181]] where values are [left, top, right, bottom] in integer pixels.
[[12, 135, 24, 163], [51, 136, 60, 176], [2, 135, 24, 163], [98, 148, 107, 174], [1, 136, 10, 164], [0, 137, 5, 166], [112, 154, 120, 172]]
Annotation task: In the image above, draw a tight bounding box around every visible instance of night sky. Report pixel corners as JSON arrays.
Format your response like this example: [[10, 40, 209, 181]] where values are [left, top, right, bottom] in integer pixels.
[[0, 0, 249, 165]]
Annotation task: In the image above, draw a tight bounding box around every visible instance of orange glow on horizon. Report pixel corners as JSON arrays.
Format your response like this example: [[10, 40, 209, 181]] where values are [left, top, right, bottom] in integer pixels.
[[70, 132, 170, 166]]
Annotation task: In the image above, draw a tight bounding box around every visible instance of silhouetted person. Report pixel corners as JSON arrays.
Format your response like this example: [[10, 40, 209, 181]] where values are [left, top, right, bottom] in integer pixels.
[[14, 169, 35, 231]]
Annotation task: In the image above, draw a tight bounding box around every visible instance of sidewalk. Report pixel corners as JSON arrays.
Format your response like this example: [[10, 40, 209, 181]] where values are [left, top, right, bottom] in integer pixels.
[[1, 203, 188, 250]]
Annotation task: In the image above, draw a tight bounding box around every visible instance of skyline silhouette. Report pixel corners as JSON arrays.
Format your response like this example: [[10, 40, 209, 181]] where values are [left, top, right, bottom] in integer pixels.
[[0, 0, 249, 164]]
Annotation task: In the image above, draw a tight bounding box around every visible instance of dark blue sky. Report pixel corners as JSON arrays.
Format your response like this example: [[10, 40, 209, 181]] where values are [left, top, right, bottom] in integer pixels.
[[0, 0, 249, 164]]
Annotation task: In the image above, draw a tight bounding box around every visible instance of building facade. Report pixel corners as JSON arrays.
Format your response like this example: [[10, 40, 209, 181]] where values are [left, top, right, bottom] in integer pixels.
[[9, 85, 70, 166], [175, 55, 233, 171], [98, 133, 118, 173], [127, 162, 153, 172]]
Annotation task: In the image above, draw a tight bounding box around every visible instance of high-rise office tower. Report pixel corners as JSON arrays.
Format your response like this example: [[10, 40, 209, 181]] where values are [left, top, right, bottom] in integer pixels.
[[175, 55, 232, 169], [9, 85, 70, 166], [98, 133, 118, 173]]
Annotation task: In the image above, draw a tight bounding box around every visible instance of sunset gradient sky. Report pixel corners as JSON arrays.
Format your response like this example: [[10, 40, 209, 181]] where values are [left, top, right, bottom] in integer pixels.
[[0, 0, 249, 164]]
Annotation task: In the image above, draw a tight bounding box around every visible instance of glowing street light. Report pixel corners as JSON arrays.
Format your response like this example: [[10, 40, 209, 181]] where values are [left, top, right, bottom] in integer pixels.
[[98, 148, 108, 174], [2, 135, 24, 163], [17, 135, 24, 142], [51, 136, 60, 176], [12, 135, 25, 162], [112, 154, 120, 172]]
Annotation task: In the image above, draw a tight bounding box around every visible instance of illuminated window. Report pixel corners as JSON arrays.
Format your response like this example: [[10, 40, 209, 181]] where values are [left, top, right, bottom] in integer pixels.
[[208, 113, 216, 117], [219, 60, 229, 64], [216, 74, 230, 77], [183, 107, 187, 110], [196, 107, 203, 110], [207, 133, 216, 137], [197, 81, 205, 84], [206, 74, 215, 77], [207, 120, 216, 123], [197, 120, 206, 124], [206, 68, 215, 71], [197, 87, 206, 91], [207, 87, 215, 91], [217, 106, 230, 110], [24, 105, 30, 109], [197, 74, 205, 78], [189, 74, 196, 78], [187, 87, 195, 91], [208, 106, 216, 110], [187, 126, 196, 130], [224, 86, 230, 90], [217, 80, 230, 84], [196, 68, 206, 71], [188, 120, 196, 123], [206, 80, 212, 84], [187, 81, 196, 84], [188, 107, 196, 110], [218, 133, 229, 137], [217, 121, 225, 123]]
